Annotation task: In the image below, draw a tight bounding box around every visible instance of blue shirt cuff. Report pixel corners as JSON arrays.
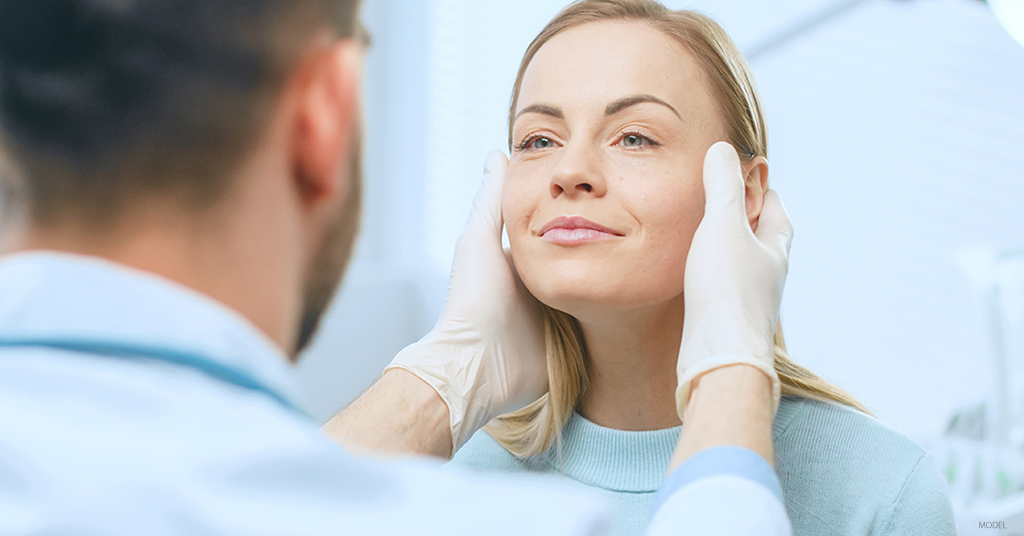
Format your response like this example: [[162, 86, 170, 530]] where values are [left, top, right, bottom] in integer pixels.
[[650, 446, 784, 517]]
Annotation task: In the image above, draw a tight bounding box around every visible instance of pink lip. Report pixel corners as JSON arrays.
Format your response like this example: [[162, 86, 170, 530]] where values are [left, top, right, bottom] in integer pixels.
[[538, 216, 624, 244]]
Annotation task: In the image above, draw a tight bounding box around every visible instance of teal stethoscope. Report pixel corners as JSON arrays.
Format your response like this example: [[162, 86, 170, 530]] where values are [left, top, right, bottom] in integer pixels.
[[0, 336, 310, 419]]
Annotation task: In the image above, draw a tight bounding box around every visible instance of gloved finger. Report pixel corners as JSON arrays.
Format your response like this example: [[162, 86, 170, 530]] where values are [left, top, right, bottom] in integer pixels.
[[463, 150, 509, 242], [701, 141, 747, 223], [503, 247, 530, 293], [753, 189, 794, 260]]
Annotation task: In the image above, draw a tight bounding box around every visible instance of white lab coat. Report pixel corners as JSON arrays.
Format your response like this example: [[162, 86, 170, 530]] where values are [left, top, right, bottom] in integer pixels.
[[0, 253, 789, 536]]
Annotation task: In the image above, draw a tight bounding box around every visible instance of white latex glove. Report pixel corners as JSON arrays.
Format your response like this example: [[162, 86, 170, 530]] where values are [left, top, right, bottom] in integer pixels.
[[385, 151, 548, 452], [676, 142, 794, 422]]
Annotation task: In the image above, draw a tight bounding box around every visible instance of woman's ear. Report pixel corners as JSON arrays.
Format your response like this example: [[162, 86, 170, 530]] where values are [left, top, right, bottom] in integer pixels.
[[742, 156, 769, 232]]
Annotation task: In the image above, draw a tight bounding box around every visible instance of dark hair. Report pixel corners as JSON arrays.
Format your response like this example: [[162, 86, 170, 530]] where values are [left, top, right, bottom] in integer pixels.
[[0, 0, 361, 224]]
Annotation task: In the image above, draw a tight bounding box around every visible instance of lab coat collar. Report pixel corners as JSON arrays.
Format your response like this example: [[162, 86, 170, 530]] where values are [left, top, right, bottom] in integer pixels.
[[0, 251, 312, 417]]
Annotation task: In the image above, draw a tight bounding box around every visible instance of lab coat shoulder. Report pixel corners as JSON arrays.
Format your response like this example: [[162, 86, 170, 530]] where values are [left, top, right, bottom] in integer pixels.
[[0, 350, 610, 536], [395, 459, 612, 536]]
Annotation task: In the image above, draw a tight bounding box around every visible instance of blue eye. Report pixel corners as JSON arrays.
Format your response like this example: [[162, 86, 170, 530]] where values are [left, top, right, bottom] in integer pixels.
[[515, 135, 557, 151], [529, 136, 554, 149], [620, 133, 654, 148]]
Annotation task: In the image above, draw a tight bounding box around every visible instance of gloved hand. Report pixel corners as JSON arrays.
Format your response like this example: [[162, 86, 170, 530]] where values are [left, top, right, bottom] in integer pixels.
[[675, 142, 794, 422], [385, 151, 548, 453]]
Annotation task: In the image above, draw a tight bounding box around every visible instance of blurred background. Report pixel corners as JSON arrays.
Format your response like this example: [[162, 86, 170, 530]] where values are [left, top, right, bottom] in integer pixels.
[[296, 0, 1024, 531]]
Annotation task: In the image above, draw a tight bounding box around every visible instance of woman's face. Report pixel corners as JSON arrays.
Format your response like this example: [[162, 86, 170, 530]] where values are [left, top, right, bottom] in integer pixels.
[[505, 21, 730, 318]]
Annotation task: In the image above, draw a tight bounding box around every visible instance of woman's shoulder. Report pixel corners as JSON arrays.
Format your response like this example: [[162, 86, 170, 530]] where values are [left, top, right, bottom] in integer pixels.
[[775, 395, 927, 467], [774, 396, 956, 535]]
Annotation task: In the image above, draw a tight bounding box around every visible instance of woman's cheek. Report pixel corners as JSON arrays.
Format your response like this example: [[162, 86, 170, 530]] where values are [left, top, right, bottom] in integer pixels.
[[502, 170, 531, 235], [636, 178, 704, 282], [502, 165, 541, 283]]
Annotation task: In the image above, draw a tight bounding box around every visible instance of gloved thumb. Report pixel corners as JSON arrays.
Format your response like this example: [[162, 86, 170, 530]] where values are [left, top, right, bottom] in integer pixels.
[[463, 150, 508, 241], [701, 141, 747, 223], [753, 189, 794, 261]]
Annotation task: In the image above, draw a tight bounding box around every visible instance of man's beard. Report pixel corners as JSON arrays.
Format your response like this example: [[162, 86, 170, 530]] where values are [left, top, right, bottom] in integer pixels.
[[291, 134, 363, 358]]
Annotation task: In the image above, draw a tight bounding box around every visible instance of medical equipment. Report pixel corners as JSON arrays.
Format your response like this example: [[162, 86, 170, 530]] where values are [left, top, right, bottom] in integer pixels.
[[935, 248, 1024, 534]]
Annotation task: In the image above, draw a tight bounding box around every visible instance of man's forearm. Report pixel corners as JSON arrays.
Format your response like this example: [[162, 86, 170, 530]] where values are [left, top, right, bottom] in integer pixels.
[[650, 365, 790, 535], [321, 369, 453, 459], [668, 365, 776, 473]]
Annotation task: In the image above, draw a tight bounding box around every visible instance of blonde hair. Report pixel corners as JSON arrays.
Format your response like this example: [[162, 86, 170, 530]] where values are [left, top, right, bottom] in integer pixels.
[[486, 0, 870, 459]]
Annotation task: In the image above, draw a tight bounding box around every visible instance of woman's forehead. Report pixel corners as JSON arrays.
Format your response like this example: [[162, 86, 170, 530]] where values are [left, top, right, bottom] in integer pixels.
[[516, 21, 713, 120]]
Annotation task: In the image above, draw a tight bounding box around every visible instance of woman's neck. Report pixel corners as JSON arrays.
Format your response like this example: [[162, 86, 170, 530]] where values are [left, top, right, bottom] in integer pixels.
[[575, 296, 685, 431]]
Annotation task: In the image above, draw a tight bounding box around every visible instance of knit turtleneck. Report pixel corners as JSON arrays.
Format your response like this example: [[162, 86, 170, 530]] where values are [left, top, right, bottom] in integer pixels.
[[542, 413, 679, 492], [537, 400, 805, 493], [450, 396, 957, 536]]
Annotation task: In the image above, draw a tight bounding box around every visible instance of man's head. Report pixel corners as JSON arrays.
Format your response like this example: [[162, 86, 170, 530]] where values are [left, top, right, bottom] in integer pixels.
[[0, 0, 365, 357]]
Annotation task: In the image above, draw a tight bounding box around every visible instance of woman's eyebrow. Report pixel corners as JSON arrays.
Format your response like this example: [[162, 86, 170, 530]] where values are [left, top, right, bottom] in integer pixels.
[[513, 104, 564, 123], [605, 94, 681, 120]]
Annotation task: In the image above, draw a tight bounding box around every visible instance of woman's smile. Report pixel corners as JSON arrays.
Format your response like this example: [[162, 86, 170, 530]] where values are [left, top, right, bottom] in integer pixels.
[[537, 215, 624, 245], [502, 20, 713, 312]]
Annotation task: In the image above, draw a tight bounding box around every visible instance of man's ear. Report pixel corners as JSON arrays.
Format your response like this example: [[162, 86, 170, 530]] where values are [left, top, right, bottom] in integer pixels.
[[289, 37, 363, 208], [743, 156, 769, 232]]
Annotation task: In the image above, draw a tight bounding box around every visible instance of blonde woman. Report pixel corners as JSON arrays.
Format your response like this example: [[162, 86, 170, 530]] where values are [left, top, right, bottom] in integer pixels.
[[448, 1, 957, 535]]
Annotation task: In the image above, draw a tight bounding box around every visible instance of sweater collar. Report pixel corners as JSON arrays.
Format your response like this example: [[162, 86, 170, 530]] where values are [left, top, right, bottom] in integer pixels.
[[539, 397, 805, 492]]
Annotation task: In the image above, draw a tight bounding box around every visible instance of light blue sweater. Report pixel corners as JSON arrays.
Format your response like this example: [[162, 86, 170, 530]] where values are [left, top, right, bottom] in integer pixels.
[[450, 396, 958, 536]]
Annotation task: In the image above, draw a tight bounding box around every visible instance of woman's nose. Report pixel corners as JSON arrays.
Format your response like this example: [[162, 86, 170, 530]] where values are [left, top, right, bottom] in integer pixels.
[[549, 143, 607, 198]]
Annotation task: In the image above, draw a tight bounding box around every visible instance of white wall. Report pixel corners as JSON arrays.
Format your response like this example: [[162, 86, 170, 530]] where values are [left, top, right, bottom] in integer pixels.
[[751, 0, 1024, 441], [297, 0, 1024, 444]]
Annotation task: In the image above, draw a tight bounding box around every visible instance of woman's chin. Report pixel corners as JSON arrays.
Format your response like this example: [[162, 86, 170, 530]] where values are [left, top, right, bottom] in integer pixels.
[[516, 259, 685, 320], [529, 283, 661, 321]]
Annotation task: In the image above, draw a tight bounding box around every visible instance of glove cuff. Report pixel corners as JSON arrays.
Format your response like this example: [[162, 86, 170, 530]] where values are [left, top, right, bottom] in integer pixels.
[[385, 341, 486, 454], [675, 356, 781, 423]]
